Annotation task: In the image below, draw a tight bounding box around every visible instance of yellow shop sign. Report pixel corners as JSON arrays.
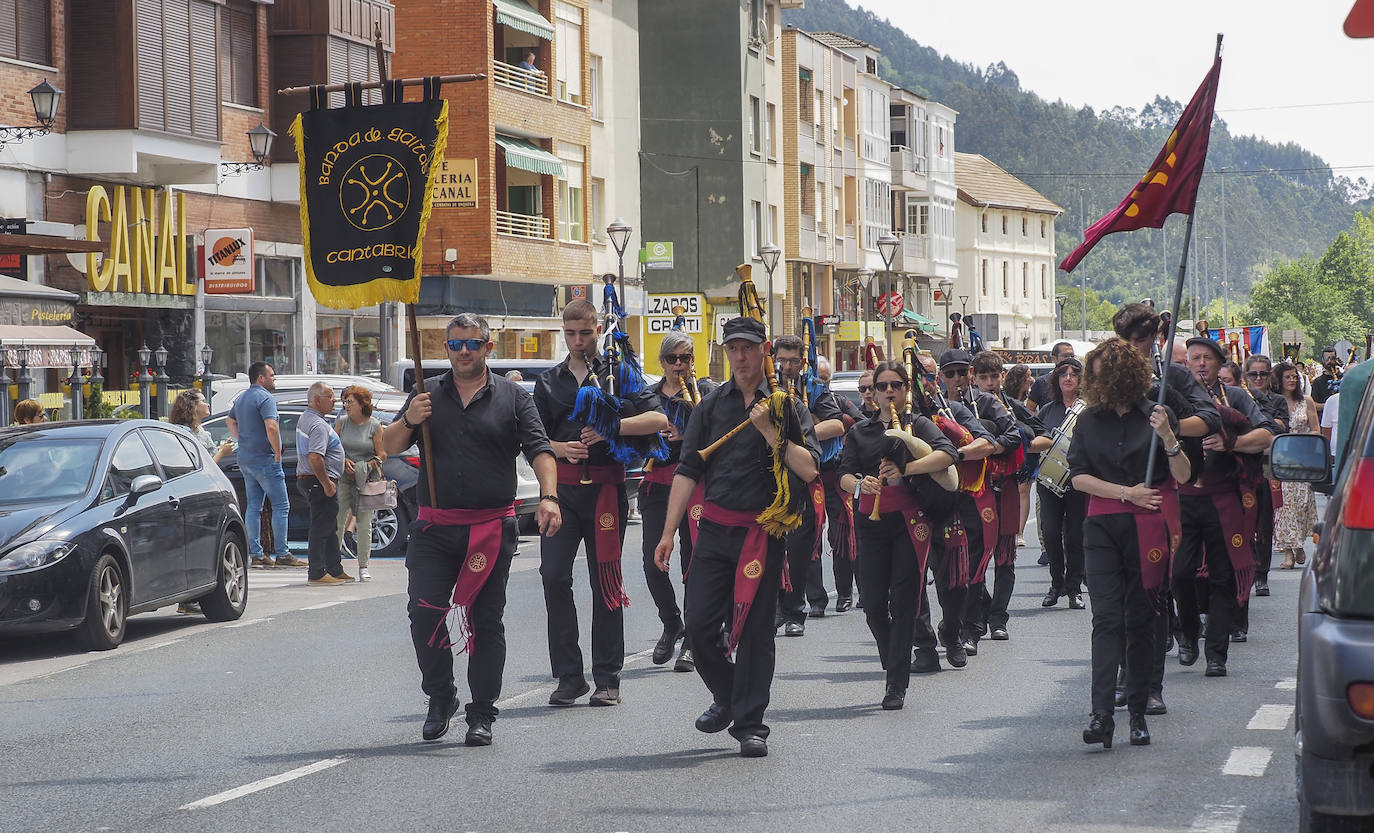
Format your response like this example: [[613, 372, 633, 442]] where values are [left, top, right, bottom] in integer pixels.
[[84, 185, 194, 295]]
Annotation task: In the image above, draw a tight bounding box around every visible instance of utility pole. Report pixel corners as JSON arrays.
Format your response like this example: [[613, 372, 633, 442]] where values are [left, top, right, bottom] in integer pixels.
[[1079, 189, 1087, 340], [1219, 166, 1230, 326]]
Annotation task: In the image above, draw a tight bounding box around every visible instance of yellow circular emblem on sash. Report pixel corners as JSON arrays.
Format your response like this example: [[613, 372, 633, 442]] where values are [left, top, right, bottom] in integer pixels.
[[814, 488, 825, 506], [1242, 492, 1256, 509], [467, 552, 487, 573], [743, 559, 763, 580], [913, 523, 930, 541], [1146, 548, 1163, 564], [690, 504, 703, 521], [599, 512, 615, 530], [981, 507, 996, 523], [1231, 533, 1244, 549]]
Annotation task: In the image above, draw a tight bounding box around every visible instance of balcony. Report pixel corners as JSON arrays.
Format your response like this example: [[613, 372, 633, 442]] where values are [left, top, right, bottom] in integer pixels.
[[493, 60, 550, 97], [835, 232, 858, 268], [496, 210, 551, 240], [888, 231, 928, 273], [889, 145, 929, 193]]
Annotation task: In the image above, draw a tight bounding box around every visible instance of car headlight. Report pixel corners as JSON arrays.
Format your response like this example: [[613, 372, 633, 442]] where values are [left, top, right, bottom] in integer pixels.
[[0, 540, 77, 572]]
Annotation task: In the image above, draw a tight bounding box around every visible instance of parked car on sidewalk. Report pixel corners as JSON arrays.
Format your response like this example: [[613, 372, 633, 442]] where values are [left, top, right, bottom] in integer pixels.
[[1269, 357, 1374, 833], [0, 421, 249, 650]]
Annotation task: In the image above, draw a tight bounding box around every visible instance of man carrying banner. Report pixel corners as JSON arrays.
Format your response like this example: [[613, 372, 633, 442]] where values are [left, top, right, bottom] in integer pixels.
[[385, 313, 561, 745], [536, 299, 668, 708]]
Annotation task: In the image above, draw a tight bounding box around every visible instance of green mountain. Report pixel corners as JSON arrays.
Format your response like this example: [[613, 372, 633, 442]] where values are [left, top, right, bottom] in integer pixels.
[[785, 0, 1371, 320]]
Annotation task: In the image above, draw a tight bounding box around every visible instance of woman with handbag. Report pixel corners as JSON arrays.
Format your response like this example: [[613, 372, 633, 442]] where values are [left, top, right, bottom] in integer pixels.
[[335, 386, 387, 580]]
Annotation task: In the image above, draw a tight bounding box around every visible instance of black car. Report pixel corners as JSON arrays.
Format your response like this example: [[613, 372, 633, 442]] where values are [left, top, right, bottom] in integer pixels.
[[0, 421, 249, 650], [201, 405, 420, 557]]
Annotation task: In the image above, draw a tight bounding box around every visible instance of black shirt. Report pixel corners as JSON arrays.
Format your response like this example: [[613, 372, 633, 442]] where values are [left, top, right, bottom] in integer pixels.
[[1194, 381, 1280, 480], [644, 377, 718, 466], [945, 400, 996, 444], [1163, 362, 1223, 436], [835, 394, 865, 423], [534, 357, 651, 467], [960, 389, 1022, 453], [797, 384, 845, 470], [1067, 398, 1177, 488], [1251, 388, 1290, 429], [678, 377, 820, 512], [839, 411, 956, 484], [1312, 372, 1339, 404], [1036, 399, 1080, 434], [396, 370, 553, 510], [1027, 374, 1052, 408]]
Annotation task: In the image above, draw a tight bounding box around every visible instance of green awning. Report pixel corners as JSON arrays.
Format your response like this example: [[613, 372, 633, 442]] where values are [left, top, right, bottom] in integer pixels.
[[899, 308, 938, 331], [494, 0, 555, 40], [799, 68, 813, 82], [495, 135, 564, 177]]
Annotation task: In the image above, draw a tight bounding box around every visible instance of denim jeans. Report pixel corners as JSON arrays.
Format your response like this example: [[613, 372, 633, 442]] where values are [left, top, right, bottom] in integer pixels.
[[241, 457, 290, 559]]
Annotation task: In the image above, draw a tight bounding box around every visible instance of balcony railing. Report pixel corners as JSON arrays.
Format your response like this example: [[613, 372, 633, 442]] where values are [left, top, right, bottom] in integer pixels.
[[900, 230, 926, 260], [492, 60, 549, 96], [496, 210, 551, 239], [890, 145, 926, 175]]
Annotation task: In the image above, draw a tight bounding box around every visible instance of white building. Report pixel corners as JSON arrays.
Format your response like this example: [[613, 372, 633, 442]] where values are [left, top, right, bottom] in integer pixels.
[[587, 0, 641, 283], [953, 152, 1063, 349], [888, 87, 958, 334]]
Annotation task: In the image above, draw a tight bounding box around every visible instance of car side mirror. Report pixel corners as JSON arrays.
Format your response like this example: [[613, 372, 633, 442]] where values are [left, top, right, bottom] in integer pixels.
[[1270, 434, 1330, 482], [130, 474, 164, 496]]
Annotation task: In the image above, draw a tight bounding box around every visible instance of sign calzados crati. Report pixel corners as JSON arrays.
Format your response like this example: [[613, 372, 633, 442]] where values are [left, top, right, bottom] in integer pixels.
[[290, 94, 449, 308]]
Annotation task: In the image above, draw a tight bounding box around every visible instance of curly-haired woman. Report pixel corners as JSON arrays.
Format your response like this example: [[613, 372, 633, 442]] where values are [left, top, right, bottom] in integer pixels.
[[1069, 338, 1192, 750], [169, 390, 232, 464]]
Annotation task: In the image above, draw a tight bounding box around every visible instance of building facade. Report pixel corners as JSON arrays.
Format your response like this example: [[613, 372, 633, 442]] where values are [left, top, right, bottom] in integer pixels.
[[953, 152, 1062, 350]]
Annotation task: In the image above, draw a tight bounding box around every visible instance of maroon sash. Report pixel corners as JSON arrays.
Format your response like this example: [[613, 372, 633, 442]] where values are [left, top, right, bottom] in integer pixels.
[[939, 516, 971, 589], [857, 485, 934, 615], [643, 460, 677, 487], [1181, 473, 1257, 606], [809, 478, 827, 561], [1087, 479, 1181, 612], [556, 461, 630, 610], [1269, 477, 1284, 510], [701, 501, 772, 655], [685, 480, 706, 547], [821, 469, 857, 562], [415, 503, 515, 653], [993, 475, 1020, 568], [969, 486, 1000, 583]]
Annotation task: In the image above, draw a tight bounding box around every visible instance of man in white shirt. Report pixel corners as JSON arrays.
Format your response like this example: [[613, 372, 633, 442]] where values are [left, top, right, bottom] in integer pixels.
[[1320, 391, 1341, 450]]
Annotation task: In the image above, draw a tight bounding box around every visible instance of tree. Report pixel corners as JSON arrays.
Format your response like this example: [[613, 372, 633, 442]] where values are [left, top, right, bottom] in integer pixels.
[[1058, 285, 1117, 332], [1250, 258, 1361, 358]]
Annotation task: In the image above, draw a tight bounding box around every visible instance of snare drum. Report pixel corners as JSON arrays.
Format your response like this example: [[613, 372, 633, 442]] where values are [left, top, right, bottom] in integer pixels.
[[1034, 401, 1085, 496]]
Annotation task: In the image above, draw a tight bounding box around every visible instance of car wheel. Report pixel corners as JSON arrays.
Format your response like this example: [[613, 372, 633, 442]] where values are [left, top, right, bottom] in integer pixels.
[[370, 503, 412, 558], [79, 554, 127, 651], [199, 531, 249, 622]]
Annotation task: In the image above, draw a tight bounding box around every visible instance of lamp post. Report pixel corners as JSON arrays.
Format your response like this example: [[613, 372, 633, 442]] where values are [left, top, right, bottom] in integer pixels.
[[606, 218, 633, 326], [15, 343, 33, 403], [67, 344, 84, 421], [90, 345, 105, 419], [1055, 294, 1068, 339], [856, 267, 873, 353], [137, 343, 152, 420], [0, 342, 9, 426], [759, 242, 782, 335], [939, 278, 955, 343], [1221, 279, 1229, 327], [200, 344, 215, 410], [958, 294, 969, 318], [877, 233, 899, 357], [153, 343, 170, 420]]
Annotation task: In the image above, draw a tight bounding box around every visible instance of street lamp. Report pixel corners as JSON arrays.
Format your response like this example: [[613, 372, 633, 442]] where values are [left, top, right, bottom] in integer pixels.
[[606, 218, 633, 325], [137, 343, 152, 419], [200, 344, 215, 409], [855, 267, 873, 348], [958, 294, 969, 317], [759, 241, 782, 334], [67, 344, 85, 421], [220, 122, 278, 177], [0, 80, 62, 147], [0, 342, 9, 426], [153, 343, 170, 420], [14, 343, 32, 403], [939, 278, 955, 344], [1055, 294, 1068, 339], [877, 233, 899, 356]]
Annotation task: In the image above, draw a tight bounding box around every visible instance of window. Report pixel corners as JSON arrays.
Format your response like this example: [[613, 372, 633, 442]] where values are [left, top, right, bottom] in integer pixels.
[[917, 204, 929, 236], [749, 95, 761, 154], [815, 89, 824, 134], [936, 125, 946, 156], [218, 0, 257, 106], [144, 429, 197, 479], [766, 102, 776, 157], [800, 165, 815, 215], [103, 435, 157, 502], [751, 200, 764, 253], [1040, 218, 1047, 238], [1001, 215, 1008, 235], [1021, 216, 1028, 236], [588, 54, 602, 119], [1002, 261, 1009, 297], [1022, 262, 1029, 298], [1041, 264, 1048, 299], [137, 0, 219, 139], [327, 36, 381, 108], [508, 184, 541, 216], [749, 0, 763, 44], [556, 142, 585, 242], [257, 256, 295, 298], [865, 55, 876, 75], [0, 0, 51, 66], [980, 213, 987, 234], [833, 186, 842, 234], [555, 2, 583, 105], [769, 204, 778, 245], [981, 259, 989, 296], [590, 178, 605, 243]]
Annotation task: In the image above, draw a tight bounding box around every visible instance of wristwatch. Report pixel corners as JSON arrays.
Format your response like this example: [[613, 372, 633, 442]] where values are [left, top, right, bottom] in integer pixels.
[[953, 447, 965, 463], [1165, 440, 1183, 457], [401, 413, 418, 429], [540, 494, 560, 505]]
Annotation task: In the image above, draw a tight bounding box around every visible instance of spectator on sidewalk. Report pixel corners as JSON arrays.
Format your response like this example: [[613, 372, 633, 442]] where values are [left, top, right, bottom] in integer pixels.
[[299, 382, 351, 585], [227, 363, 306, 568]]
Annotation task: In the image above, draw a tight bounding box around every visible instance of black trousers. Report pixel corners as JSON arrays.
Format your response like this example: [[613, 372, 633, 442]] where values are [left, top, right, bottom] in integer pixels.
[[684, 519, 786, 740], [779, 501, 825, 623], [823, 473, 858, 599], [540, 480, 628, 689], [1038, 484, 1086, 596], [1174, 495, 1239, 665], [913, 498, 977, 651], [1083, 513, 1156, 716], [405, 517, 517, 722], [639, 478, 693, 648], [856, 513, 921, 688], [963, 559, 1016, 638], [1253, 481, 1275, 580], [299, 476, 341, 580]]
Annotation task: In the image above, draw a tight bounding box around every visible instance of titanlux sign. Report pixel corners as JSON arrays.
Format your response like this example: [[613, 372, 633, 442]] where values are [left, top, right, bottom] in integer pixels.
[[203, 228, 255, 294]]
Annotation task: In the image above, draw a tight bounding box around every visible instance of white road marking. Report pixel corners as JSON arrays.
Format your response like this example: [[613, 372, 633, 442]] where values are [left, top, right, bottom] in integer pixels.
[[224, 618, 272, 629], [300, 599, 354, 610], [1222, 747, 1273, 777], [1276, 677, 1297, 690], [125, 638, 183, 655], [1247, 704, 1293, 731], [1188, 804, 1245, 833], [179, 757, 350, 810]]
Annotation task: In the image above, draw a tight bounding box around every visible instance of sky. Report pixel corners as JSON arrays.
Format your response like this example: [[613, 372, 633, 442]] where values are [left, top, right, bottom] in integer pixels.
[[854, 0, 1374, 175]]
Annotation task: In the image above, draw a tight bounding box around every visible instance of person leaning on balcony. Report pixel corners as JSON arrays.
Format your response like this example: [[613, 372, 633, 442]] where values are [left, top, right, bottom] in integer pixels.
[[518, 52, 543, 91]]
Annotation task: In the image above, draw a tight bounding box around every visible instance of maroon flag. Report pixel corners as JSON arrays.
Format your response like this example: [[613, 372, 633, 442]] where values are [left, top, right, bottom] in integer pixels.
[[1060, 54, 1222, 273]]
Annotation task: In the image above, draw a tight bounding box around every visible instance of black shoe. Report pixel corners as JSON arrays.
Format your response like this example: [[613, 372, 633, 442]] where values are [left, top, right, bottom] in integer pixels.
[[422, 696, 460, 741], [1041, 589, 1060, 607], [1164, 630, 1176, 653], [808, 603, 826, 618], [652, 620, 683, 665], [589, 687, 620, 706], [1129, 713, 1151, 746], [944, 640, 968, 668], [464, 718, 493, 747], [674, 646, 695, 672], [1254, 579, 1270, 597], [783, 621, 805, 637], [1204, 660, 1227, 677], [1145, 693, 1167, 715], [739, 735, 768, 758], [1067, 593, 1086, 610], [881, 685, 906, 710], [1231, 629, 1248, 643], [1037, 554, 1050, 566], [835, 596, 853, 613], [695, 702, 732, 733], [1177, 636, 1199, 667], [548, 677, 590, 706], [960, 638, 978, 657], [990, 627, 1009, 641], [1083, 712, 1114, 748], [910, 648, 942, 673]]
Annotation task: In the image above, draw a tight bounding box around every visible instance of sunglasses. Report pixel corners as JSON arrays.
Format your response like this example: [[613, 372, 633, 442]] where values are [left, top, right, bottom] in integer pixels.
[[942, 368, 968, 378], [873, 380, 905, 392], [446, 338, 486, 352], [663, 353, 693, 365], [1246, 370, 1272, 379], [857, 384, 872, 393]]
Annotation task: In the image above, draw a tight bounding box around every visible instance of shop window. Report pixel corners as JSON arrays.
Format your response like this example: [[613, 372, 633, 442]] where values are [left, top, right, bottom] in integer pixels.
[[0, 0, 51, 65]]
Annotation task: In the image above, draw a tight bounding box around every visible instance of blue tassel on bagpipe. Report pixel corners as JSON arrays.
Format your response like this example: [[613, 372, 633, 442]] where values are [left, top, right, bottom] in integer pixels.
[[572, 385, 622, 442], [664, 397, 692, 433], [620, 430, 670, 465], [819, 435, 843, 464], [611, 329, 647, 397]]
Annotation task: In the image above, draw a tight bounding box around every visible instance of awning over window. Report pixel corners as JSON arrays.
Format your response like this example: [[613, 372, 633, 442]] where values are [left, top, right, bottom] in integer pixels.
[[494, 0, 555, 40], [898, 308, 938, 332], [495, 135, 564, 177], [798, 68, 812, 82]]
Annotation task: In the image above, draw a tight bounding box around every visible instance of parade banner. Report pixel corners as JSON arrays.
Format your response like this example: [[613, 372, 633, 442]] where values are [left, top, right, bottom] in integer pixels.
[[1208, 325, 1270, 360], [1060, 53, 1222, 273], [290, 91, 449, 309]]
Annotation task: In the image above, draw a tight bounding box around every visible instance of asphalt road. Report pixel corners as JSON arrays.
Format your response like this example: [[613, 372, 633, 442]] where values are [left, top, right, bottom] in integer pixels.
[[1, 511, 1303, 833]]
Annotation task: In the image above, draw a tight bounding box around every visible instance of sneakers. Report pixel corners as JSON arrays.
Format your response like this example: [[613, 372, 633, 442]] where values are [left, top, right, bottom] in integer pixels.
[[674, 647, 695, 672], [359, 568, 372, 581], [250, 556, 275, 568], [336, 571, 356, 581], [275, 554, 308, 568], [176, 602, 200, 615], [308, 574, 348, 585]]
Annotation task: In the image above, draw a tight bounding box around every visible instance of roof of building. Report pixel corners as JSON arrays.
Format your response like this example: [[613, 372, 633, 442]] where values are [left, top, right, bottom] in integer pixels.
[[810, 31, 879, 52], [954, 152, 1063, 215]]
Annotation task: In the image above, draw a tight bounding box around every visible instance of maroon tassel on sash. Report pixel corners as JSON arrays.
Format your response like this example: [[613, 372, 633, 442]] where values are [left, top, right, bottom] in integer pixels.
[[940, 516, 971, 589], [821, 470, 857, 562], [557, 461, 630, 610], [970, 487, 999, 583], [413, 503, 515, 654], [701, 501, 772, 655], [993, 476, 1021, 567], [809, 478, 827, 561]]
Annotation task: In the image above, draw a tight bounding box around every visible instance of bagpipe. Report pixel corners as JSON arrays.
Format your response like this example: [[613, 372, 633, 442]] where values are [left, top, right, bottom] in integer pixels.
[[798, 306, 843, 464], [870, 338, 959, 518], [863, 335, 882, 369], [695, 264, 805, 537], [965, 385, 1021, 481], [912, 352, 988, 495], [570, 274, 666, 472]]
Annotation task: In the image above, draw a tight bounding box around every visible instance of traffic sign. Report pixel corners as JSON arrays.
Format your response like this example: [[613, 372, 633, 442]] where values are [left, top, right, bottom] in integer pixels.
[[641, 242, 674, 270], [876, 292, 904, 318]]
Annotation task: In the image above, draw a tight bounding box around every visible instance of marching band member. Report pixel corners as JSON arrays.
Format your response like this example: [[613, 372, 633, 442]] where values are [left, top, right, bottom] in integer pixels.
[[1036, 358, 1087, 610], [818, 355, 866, 611]]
